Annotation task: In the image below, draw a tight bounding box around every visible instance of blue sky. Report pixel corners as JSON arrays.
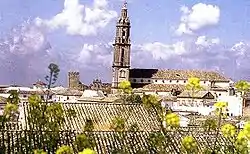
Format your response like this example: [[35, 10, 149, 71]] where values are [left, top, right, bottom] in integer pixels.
[[0, 0, 250, 86]]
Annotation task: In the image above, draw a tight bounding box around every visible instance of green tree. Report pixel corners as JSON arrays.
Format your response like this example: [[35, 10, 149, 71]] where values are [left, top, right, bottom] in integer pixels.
[[125, 94, 142, 104], [111, 117, 126, 132], [202, 118, 217, 131], [44, 63, 60, 102], [6, 90, 20, 105], [235, 80, 250, 96], [74, 134, 95, 152], [26, 95, 76, 152], [142, 94, 161, 109], [147, 132, 166, 153], [117, 80, 142, 104], [235, 80, 250, 108], [24, 64, 76, 152], [45, 63, 60, 89], [74, 120, 95, 152], [0, 90, 20, 126]]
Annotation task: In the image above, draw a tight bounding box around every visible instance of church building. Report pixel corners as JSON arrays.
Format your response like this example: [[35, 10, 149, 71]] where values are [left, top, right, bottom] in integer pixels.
[[111, 2, 231, 95]]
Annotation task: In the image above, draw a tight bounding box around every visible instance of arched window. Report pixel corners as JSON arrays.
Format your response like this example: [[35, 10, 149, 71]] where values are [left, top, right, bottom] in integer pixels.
[[119, 70, 126, 78], [122, 29, 126, 36], [121, 48, 125, 66]]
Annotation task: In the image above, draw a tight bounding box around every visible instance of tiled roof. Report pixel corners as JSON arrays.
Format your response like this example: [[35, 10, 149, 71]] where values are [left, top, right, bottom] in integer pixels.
[[0, 96, 6, 103], [0, 129, 236, 154], [33, 80, 47, 86], [55, 89, 83, 96], [243, 107, 250, 116], [141, 84, 186, 92], [18, 90, 54, 95], [77, 96, 118, 103], [165, 129, 234, 153], [84, 131, 177, 153], [60, 102, 161, 131], [22, 102, 161, 131], [129, 69, 229, 81], [178, 91, 215, 99]]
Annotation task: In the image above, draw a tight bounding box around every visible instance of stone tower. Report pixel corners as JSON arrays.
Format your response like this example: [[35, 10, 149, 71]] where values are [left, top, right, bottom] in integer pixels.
[[111, 1, 131, 94], [68, 71, 80, 90]]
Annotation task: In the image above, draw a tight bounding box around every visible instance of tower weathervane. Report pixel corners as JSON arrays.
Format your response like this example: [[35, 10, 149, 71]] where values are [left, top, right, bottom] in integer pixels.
[[123, 0, 127, 8]]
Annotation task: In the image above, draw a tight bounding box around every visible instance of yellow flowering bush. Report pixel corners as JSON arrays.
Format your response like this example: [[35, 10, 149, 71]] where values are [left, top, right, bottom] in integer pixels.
[[214, 101, 228, 117], [181, 136, 198, 153], [165, 113, 180, 128], [56, 145, 74, 154], [33, 149, 47, 154], [235, 122, 250, 153], [79, 148, 96, 154], [118, 80, 132, 94], [221, 124, 236, 138]]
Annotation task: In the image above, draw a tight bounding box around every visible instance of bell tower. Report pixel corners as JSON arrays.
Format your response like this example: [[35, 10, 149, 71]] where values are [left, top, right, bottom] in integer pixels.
[[111, 1, 131, 94]]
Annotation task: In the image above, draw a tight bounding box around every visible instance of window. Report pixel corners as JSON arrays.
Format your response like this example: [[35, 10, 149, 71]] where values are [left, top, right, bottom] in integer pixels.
[[169, 80, 172, 83], [121, 48, 125, 66], [148, 80, 150, 82], [162, 80, 165, 83], [218, 93, 221, 96], [204, 81, 206, 84], [67, 96, 69, 100], [184, 80, 186, 83], [176, 80, 179, 83], [122, 30, 126, 36], [23, 95, 27, 98], [141, 79, 143, 82], [133, 79, 136, 82], [119, 70, 126, 78], [155, 80, 157, 82]]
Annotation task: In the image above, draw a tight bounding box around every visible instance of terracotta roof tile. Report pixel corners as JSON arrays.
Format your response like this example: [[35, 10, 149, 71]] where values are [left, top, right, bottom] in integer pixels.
[[55, 89, 83, 96], [0, 129, 236, 153], [130, 69, 229, 81], [141, 84, 185, 92], [23, 102, 162, 131]]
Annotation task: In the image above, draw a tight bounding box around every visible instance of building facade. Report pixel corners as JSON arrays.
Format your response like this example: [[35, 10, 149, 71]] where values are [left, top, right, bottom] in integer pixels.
[[111, 2, 232, 94]]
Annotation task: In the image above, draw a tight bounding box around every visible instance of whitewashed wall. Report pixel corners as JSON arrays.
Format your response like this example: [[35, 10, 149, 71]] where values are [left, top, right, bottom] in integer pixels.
[[217, 95, 243, 116]]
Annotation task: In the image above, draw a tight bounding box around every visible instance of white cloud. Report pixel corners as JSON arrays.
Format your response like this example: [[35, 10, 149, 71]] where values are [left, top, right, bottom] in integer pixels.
[[230, 42, 249, 54], [195, 36, 220, 47], [176, 3, 220, 35], [36, 0, 117, 36], [140, 41, 186, 60], [77, 44, 93, 64], [75, 42, 113, 67], [3, 20, 50, 56]]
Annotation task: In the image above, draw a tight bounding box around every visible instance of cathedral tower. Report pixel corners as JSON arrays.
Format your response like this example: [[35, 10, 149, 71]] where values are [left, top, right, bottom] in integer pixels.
[[111, 1, 131, 94]]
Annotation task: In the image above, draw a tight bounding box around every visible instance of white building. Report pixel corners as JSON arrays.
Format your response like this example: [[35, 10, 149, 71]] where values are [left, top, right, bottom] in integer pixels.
[[217, 95, 243, 117]]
